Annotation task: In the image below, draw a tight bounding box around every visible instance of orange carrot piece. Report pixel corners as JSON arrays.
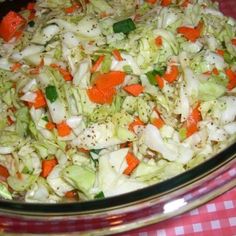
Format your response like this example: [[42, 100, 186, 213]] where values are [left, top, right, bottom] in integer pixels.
[[152, 117, 165, 129], [64, 3, 80, 14], [78, 148, 90, 153], [26, 2, 35, 11], [56, 121, 72, 137], [87, 86, 116, 104], [28, 11, 36, 20], [231, 38, 236, 46], [29, 58, 44, 75], [212, 68, 219, 76], [45, 121, 55, 131], [123, 84, 144, 96], [181, 0, 189, 7], [58, 68, 73, 81], [156, 75, 164, 89], [163, 65, 179, 83], [120, 142, 132, 148], [7, 106, 17, 113], [40, 158, 58, 178], [186, 103, 202, 137], [177, 21, 203, 42], [0, 165, 9, 181], [51, 64, 73, 81], [0, 11, 26, 42], [225, 68, 236, 91], [155, 36, 163, 46], [10, 62, 22, 72], [161, 0, 171, 6], [128, 117, 145, 132], [7, 115, 14, 126], [123, 152, 140, 175], [203, 71, 211, 76], [16, 171, 23, 180], [28, 89, 47, 109], [88, 71, 125, 104], [112, 49, 123, 61], [65, 190, 77, 199], [94, 71, 126, 90], [91, 55, 105, 73], [216, 49, 225, 56], [100, 12, 110, 18]]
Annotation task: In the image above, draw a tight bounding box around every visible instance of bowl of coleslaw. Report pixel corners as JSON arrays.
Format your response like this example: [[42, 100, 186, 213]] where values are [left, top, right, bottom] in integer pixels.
[[0, 0, 235, 234]]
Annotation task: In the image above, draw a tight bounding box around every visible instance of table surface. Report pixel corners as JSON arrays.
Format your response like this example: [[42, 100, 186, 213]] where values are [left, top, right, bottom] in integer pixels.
[[124, 0, 236, 235], [124, 187, 236, 236]]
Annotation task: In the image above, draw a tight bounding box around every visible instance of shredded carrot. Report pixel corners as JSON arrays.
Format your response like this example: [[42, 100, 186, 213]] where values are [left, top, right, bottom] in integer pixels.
[[177, 21, 203, 42], [12, 82, 17, 89], [10, 62, 22, 72], [123, 152, 140, 175], [146, 0, 158, 4], [60, 68, 73, 81], [65, 190, 77, 199], [28, 89, 47, 109], [91, 55, 105, 73], [163, 65, 179, 83], [87, 86, 116, 104], [29, 58, 44, 75], [94, 71, 126, 90], [64, 2, 81, 14], [152, 117, 165, 129], [216, 49, 225, 56], [51, 64, 73, 81], [181, 0, 189, 7], [112, 49, 123, 61], [28, 11, 36, 20], [26, 2, 35, 11], [0, 11, 26, 42], [212, 68, 219, 76], [45, 121, 55, 131], [203, 71, 211, 76], [16, 171, 23, 180], [161, 0, 171, 6], [7, 106, 17, 113], [123, 84, 144, 96], [56, 121, 72, 137], [100, 12, 110, 18], [186, 102, 202, 137], [155, 36, 163, 47], [78, 148, 89, 153], [7, 115, 14, 126], [120, 142, 133, 148], [225, 68, 236, 91], [128, 117, 145, 132], [40, 158, 58, 178], [0, 165, 9, 181], [156, 75, 165, 89], [231, 38, 236, 46]]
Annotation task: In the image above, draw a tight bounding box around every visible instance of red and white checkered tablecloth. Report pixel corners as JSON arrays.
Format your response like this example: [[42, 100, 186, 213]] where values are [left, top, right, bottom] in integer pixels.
[[124, 187, 236, 236], [123, 1, 236, 235]]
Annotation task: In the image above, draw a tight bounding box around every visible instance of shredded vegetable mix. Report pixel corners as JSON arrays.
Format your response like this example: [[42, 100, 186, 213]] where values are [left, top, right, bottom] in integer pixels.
[[0, 0, 235, 203]]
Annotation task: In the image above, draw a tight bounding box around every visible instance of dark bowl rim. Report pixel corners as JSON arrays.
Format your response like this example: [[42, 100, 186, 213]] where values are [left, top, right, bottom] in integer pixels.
[[0, 142, 235, 214]]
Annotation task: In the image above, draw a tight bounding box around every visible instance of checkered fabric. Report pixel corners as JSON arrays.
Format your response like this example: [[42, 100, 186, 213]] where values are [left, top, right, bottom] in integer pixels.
[[121, 187, 236, 236]]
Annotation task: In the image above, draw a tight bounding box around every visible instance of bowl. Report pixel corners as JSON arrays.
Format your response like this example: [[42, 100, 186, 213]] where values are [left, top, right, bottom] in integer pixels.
[[0, 0, 235, 235]]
